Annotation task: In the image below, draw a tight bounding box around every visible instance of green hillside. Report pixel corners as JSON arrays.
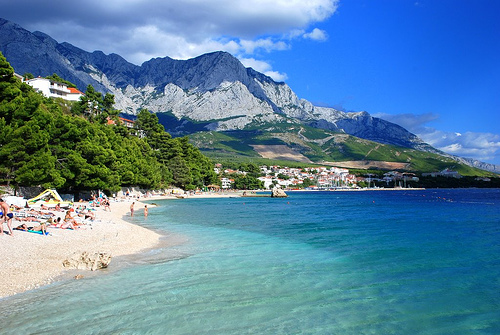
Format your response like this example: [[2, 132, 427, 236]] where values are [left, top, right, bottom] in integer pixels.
[[189, 123, 495, 177]]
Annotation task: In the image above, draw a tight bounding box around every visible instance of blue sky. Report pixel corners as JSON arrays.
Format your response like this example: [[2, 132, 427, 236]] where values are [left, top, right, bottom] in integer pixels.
[[278, 0, 500, 165], [2, 0, 499, 165]]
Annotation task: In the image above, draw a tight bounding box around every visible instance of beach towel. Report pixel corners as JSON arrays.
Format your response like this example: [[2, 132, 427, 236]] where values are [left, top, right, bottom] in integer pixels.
[[27, 230, 49, 235], [13, 227, 49, 235]]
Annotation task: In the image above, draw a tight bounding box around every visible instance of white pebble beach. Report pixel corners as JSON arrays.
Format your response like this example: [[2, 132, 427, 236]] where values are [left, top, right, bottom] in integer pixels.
[[0, 199, 162, 298]]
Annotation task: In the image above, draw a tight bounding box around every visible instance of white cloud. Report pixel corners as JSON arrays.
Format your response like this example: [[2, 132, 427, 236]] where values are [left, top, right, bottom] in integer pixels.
[[240, 58, 288, 81], [303, 28, 328, 41], [288, 29, 307, 39], [6, 0, 337, 60], [423, 130, 500, 163], [239, 58, 272, 72], [239, 39, 289, 55], [375, 112, 500, 164], [262, 71, 288, 82], [287, 28, 328, 41], [4, 0, 337, 85]]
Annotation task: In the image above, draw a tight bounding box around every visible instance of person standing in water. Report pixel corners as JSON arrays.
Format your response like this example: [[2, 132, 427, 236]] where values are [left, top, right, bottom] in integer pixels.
[[0, 198, 14, 236], [144, 205, 148, 217], [130, 202, 135, 217]]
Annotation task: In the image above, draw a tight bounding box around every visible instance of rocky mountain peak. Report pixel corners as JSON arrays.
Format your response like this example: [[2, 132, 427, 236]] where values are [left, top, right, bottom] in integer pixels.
[[138, 51, 262, 93]]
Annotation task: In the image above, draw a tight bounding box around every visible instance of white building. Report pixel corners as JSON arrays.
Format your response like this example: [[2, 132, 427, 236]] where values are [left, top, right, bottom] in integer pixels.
[[25, 77, 84, 101], [220, 178, 234, 189], [277, 179, 293, 188], [258, 176, 275, 189]]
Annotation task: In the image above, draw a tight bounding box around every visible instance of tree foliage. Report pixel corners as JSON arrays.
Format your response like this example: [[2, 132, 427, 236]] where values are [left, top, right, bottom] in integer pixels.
[[0, 53, 216, 193], [45, 73, 77, 88], [231, 174, 264, 190], [136, 109, 217, 189]]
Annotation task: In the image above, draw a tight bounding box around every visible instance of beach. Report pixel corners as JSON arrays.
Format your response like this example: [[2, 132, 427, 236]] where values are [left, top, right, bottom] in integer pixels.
[[0, 199, 162, 298], [0, 191, 243, 299]]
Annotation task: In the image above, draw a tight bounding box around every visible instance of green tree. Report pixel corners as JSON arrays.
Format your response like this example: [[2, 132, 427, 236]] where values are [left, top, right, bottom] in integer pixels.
[[301, 178, 315, 188], [135, 109, 165, 137], [232, 174, 263, 190], [277, 173, 290, 180], [72, 84, 102, 120], [135, 110, 216, 188], [246, 163, 261, 177], [168, 156, 192, 189], [45, 73, 77, 88], [0, 52, 28, 124], [99, 93, 120, 123], [0, 54, 217, 193], [1, 105, 64, 188]]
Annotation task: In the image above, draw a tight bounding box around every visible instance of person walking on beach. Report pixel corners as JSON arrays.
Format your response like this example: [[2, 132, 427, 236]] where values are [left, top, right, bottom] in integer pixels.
[[144, 205, 148, 217], [103, 198, 111, 212], [130, 202, 135, 217], [0, 198, 14, 236]]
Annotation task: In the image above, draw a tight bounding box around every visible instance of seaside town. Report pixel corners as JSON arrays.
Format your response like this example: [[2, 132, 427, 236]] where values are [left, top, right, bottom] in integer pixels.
[[216, 164, 471, 190]]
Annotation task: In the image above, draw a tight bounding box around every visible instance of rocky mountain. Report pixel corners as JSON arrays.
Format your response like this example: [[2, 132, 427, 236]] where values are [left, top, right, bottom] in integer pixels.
[[1, 17, 497, 173], [0, 18, 424, 146]]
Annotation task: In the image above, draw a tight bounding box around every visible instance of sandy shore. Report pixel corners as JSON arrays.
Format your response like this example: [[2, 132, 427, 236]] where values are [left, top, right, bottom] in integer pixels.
[[0, 199, 163, 299], [0, 192, 243, 299]]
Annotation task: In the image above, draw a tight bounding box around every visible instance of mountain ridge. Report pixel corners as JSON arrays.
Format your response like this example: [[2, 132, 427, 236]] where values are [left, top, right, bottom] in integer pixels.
[[0, 17, 422, 148]]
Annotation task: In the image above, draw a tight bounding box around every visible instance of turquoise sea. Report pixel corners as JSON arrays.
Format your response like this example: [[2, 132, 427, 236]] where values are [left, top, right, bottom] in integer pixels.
[[1, 189, 499, 334]]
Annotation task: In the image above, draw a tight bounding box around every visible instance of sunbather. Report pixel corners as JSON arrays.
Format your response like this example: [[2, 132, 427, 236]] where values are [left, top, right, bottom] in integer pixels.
[[103, 198, 111, 212], [77, 208, 95, 221], [63, 211, 80, 229], [50, 217, 77, 229], [15, 221, 47, 235], [16, 215, 43, 222]]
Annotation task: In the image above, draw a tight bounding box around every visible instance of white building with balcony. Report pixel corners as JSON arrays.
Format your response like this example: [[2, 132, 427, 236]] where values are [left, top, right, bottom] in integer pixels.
[[25, 77, 84, 101]]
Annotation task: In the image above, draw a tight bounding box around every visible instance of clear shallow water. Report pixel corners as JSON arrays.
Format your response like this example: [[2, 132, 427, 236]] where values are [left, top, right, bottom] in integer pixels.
[[1, 189, 500, 334]]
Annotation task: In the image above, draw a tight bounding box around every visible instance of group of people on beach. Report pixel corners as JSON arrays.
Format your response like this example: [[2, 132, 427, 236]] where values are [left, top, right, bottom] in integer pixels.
[[2, 192, 150, 236], [0, 199, 98, 236]]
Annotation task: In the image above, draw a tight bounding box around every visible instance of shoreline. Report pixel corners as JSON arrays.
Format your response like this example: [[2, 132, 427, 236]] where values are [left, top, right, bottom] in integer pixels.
[[0, 199, 164, 299], [0, 192, 242, 299]]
